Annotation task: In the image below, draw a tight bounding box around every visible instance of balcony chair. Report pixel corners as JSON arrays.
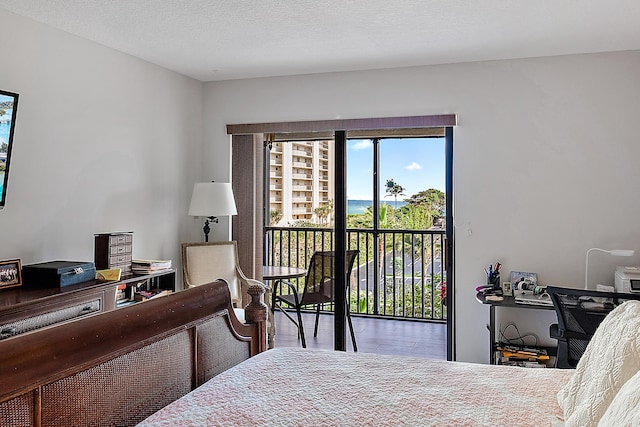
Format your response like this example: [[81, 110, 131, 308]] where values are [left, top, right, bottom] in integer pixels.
[[181, 241, 270, 331], [273, 250, 358, 350], [546, 286, 640, 368]]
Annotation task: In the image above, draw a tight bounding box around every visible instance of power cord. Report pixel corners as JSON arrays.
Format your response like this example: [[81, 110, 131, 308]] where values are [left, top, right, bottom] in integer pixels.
[[498, 322, 539, 347]]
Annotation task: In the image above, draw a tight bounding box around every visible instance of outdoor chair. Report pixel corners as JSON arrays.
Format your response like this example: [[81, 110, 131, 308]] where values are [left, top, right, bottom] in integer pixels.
[[273, 250, 359, 350], [546, 286, 640, 368]]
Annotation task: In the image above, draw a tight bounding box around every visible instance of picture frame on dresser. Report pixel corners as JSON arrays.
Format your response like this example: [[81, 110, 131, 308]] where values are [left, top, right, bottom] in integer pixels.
[[0, 258, 22, 290]]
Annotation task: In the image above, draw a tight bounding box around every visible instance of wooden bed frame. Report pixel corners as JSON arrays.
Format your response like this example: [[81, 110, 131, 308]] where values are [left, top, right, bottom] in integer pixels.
[[0, 280, 267, 426]]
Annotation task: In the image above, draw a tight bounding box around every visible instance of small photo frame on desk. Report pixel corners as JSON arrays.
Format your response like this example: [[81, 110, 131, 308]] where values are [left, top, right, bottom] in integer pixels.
[[0, 258, 22, 290], [510, 271, 537, 296]]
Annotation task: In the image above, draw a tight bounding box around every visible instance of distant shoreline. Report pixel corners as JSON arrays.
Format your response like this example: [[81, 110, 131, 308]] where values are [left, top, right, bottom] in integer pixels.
[[348, 199, 407, 215]]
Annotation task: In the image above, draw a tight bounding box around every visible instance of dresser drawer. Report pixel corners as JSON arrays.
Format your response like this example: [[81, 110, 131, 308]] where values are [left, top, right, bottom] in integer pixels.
[[109, 245, 133, 256], [0, 298, 102, 340]]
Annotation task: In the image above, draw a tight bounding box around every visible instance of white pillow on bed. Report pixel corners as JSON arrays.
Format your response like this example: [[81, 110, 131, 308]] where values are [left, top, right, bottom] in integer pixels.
[[557, 300, 640, 427], [598, 368, 640, 426]]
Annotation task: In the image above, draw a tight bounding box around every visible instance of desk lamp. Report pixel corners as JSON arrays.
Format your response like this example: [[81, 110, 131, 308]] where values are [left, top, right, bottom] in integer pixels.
[[188, 182, 237, 242], [584, 247, 635, 290]]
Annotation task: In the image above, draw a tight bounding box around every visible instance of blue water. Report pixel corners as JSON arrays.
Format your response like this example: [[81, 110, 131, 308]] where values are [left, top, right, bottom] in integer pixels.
[[348, 199, 407, 215]]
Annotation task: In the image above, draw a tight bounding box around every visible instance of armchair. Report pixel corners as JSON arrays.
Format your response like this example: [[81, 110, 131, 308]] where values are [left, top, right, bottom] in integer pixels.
[[181, 241, 269, 327]]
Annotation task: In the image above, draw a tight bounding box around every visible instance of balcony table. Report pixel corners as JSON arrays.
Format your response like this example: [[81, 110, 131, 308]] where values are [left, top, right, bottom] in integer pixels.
[[262, 266, 307, 281], [262, 265, 307, 348]]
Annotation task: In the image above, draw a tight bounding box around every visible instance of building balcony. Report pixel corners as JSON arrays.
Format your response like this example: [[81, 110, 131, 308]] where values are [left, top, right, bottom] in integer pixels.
[[264, 226, 447, 322]]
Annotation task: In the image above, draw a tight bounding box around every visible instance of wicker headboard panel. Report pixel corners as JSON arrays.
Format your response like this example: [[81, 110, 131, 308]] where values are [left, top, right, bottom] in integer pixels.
[[0, 281, 266, 427]]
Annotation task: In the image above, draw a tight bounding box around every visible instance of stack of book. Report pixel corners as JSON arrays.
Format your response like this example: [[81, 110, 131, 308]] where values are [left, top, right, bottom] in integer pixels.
[[131, 259, 172, 274], [134, 288, 172, 302]]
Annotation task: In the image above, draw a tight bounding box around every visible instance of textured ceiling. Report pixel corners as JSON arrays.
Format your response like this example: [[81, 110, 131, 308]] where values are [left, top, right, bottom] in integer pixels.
[[1, 0, 640, 82]]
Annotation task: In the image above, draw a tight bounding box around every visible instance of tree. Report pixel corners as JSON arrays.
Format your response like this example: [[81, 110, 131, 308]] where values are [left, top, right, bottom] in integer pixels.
[[270, 209, 282, 226], [384, 179, 406, 208], [314, 199, 334, 225], [406, 189, 445, 223]]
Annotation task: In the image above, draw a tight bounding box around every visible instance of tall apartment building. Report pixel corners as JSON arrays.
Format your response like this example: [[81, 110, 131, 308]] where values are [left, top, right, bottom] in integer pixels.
[[269, 140, 334, 226]]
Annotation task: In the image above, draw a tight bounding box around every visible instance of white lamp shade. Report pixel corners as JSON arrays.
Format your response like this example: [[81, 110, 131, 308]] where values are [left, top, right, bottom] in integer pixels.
[[188, 182, 238, 217]]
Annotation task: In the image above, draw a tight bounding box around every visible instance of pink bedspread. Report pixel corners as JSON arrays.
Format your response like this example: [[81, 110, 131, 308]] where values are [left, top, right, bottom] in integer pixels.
[[138, 348, 573, 427]]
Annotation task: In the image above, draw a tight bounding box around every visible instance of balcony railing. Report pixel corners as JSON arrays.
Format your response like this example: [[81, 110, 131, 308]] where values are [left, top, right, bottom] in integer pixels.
[[265, 226, 446, 322]]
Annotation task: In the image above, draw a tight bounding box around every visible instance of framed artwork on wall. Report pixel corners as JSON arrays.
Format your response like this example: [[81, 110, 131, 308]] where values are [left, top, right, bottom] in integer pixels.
[[0, 89, 19, 210]]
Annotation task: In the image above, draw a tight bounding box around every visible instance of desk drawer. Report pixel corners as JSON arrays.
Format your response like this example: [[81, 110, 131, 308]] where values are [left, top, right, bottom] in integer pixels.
[[0, 299, 101, 340]]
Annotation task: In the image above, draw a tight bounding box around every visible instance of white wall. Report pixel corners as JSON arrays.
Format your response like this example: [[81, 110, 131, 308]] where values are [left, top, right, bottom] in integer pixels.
[[0, 9, 204, 274], [4, 6, 638, 362], [204, 50, 640, 363]]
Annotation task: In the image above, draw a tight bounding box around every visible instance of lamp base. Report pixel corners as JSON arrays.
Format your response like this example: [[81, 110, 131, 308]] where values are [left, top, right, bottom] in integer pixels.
[[202, 216, 218, 242]]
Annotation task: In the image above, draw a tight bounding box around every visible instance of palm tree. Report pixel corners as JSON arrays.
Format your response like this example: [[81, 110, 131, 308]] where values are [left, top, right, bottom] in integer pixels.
[[384, 179, 406, 208]]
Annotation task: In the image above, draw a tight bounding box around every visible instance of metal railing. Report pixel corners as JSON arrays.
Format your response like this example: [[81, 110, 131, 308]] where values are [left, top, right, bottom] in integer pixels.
[[265, 226, 446, 322]]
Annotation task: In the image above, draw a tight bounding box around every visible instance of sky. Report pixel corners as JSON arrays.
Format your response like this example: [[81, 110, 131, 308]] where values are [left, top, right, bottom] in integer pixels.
[[346, 137, 445, 200]]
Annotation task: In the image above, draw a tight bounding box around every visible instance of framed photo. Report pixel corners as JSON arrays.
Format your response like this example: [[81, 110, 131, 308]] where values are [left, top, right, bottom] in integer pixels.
[[509, 271, 537, 296], [0, 258, 22, 290]]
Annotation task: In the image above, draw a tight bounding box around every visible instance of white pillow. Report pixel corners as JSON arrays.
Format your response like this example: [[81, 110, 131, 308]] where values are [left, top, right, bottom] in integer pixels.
[[598, 368, 640, 426], [557, 300, 640, 426]]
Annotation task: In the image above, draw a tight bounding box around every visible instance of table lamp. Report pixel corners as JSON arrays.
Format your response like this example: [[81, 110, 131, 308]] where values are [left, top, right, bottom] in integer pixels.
[[584, 247, 635, 290], [188, 182, 237, 242]]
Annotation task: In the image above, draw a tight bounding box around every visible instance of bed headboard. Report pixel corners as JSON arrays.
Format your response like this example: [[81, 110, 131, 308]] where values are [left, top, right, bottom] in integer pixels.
[[0, 280, 267, 426]]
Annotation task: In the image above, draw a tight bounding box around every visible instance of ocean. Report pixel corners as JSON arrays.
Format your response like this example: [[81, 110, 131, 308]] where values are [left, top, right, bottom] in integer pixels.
[[348, 199, 407, 215]]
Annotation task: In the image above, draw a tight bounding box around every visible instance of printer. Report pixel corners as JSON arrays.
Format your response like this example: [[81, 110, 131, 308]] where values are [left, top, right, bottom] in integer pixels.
[[614, 266, 640, 293]]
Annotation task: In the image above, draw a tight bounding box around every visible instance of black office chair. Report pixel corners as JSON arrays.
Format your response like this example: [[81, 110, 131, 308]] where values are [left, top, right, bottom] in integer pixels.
[[273, 250, 359, 350], [546, 286, 640, 368]]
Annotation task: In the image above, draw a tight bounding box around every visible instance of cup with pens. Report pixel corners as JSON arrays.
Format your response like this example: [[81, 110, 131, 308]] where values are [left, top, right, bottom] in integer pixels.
[[486, 262, 501, 290]]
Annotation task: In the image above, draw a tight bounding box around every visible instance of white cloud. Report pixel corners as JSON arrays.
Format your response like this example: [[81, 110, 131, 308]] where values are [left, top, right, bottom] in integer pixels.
[[405, 162, 422, 171], [352, 140, 372, 150]]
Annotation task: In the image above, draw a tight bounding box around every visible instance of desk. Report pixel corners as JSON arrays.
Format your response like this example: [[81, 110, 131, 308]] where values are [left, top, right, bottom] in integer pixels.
[[262, 266, 306, 348], [476, 292, 555, 364]]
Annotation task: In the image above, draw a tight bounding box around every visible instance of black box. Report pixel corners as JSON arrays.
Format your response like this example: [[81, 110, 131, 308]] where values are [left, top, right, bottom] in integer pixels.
[[22, 261, 96, 288]]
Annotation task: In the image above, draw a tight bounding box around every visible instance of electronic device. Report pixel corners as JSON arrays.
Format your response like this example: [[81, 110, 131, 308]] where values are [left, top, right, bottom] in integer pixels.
[[614, 266, 640, 293], [514, 292, 553, 307]]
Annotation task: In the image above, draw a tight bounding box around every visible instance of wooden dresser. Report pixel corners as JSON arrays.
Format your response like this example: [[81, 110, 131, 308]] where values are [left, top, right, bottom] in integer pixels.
[[0, 269, 175, 340]]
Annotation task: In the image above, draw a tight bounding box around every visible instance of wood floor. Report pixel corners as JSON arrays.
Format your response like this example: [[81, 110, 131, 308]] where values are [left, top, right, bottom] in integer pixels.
[[273, 310, 447, 359]]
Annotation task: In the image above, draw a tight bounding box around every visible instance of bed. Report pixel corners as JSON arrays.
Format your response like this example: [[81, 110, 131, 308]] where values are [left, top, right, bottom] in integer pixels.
[[3, 281, 640, 427], [136, 296, 640, 427], [0, 280, 267, 426], [138, 347, 572, 426]]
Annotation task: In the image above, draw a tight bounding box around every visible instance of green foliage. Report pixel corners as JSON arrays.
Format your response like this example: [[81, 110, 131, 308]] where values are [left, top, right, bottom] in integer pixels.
[[270, 209, 282, 226], [406, 189, 445, 222], [382, 273, 446, 318], [314, 199, 334, 225]]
